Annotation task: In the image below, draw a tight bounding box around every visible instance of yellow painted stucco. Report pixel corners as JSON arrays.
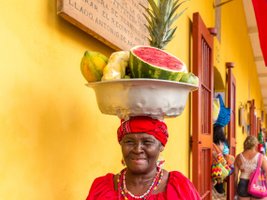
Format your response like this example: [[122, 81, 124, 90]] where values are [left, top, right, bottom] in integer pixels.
[[0, 0, 266, 199]]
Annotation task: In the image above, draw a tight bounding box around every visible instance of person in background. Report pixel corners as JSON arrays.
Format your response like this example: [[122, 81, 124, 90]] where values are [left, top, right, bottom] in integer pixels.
[[234, 135, 267, 200], [212, 125, 230, 195], [86, 116, 201, 200], [212, 94, 233, 199]]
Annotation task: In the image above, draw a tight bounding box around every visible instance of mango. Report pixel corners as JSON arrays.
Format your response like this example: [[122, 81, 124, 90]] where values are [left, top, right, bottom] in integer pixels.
[[80, 51, 108, 82]]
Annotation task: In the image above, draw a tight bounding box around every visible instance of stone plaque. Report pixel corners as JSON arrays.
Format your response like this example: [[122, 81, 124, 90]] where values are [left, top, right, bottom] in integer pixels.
[[57, 0, 150, 50]]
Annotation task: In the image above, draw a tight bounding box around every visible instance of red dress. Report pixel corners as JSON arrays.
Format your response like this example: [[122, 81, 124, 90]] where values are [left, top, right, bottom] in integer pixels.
[[86, 171, 201, 200]]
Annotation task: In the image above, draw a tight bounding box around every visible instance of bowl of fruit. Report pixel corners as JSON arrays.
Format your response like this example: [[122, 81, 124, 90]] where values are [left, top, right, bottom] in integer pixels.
[[81, 46, 199, 119]]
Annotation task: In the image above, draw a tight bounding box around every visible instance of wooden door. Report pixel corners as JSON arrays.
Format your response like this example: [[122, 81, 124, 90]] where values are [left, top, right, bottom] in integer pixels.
[[249, 100, 257, 136], [192, 12, 214, 200], [257, 117, 261, 133], [226, 63, 236, 200]]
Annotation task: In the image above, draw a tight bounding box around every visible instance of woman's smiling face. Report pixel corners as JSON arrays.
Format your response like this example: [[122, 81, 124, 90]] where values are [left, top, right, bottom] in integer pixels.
[[120, 133, 163, 174]]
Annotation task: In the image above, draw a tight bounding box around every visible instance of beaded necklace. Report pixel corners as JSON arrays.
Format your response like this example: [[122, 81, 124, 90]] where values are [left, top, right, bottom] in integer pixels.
[[117, 166, 163, 200]]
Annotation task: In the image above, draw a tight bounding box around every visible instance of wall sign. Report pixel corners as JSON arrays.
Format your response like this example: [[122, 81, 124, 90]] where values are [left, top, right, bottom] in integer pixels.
[[57, 0, 149, 50]]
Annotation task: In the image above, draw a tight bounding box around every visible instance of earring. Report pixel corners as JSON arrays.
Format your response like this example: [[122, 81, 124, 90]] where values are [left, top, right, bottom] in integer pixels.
[[157, 153, 165, 168], [121, 158, 125, 166]]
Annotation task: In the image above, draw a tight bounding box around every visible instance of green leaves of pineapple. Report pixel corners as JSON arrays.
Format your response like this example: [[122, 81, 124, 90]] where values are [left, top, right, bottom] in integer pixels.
[[140, 0, 188, 49]]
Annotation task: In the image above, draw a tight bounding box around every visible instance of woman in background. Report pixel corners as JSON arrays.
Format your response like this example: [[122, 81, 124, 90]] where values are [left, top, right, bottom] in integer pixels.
[[234, 135, 267, 200]]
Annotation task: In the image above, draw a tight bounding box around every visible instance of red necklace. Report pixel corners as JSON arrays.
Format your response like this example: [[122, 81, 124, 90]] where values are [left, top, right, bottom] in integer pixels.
[[117, 166, 163, 200]]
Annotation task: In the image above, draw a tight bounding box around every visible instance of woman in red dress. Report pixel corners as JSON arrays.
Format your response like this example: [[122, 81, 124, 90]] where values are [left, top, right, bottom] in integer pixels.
[[86, 116, 200, 200]]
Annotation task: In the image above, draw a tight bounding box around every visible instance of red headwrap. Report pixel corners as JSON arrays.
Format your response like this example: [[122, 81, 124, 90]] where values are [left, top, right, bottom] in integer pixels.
[[117, 116, 168, 146]]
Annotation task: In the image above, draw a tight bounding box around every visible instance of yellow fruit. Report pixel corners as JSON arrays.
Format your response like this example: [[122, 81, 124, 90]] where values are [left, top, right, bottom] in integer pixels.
[[101, 51, 129, 81], [80, 51, 108, 82], [90, 56, 107, 71]]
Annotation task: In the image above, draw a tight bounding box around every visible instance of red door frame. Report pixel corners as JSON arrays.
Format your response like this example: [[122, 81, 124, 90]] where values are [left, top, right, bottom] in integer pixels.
[[249, 100, 257, 136], [192, 12, 214, 200], [226, 62, 236, 199]]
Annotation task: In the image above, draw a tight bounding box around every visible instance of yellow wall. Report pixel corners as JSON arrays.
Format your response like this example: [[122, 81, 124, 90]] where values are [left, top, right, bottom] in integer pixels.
[[0, 0, 265, 199], [0, 1, 116, 199]]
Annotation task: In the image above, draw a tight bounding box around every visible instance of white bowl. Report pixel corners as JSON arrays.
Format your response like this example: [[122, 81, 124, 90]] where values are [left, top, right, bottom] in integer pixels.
[[87, 79, 198, 119]]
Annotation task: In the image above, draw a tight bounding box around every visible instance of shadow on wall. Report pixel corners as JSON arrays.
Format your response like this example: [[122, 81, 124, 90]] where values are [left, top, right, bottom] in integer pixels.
[[46, 0, 114, 55], [214, 67, 225, 91]]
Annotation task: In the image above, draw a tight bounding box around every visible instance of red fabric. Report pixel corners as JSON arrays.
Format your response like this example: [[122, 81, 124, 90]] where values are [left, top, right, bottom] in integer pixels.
[[117, 116, 168, 146], [252, 0, 267, 66], [86, 171, 201, 200], [258, 143, 264, 153]]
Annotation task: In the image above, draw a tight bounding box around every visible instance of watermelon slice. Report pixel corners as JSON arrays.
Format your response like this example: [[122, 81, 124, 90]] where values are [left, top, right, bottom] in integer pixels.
[[129, 46, 187, 81]]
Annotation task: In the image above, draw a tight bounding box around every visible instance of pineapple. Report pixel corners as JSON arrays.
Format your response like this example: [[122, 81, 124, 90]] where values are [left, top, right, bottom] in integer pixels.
[[140, 0, 188, 49]]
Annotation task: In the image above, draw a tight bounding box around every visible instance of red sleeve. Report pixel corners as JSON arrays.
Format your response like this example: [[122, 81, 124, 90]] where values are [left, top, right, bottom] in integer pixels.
[[86, 173, 118, 200], [166, 171, 201, 200]]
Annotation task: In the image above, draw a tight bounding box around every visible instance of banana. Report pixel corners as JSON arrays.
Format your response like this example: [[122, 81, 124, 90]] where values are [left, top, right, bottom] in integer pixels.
[[80, 51, 108, 82], [101, 51, 130, 81]]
